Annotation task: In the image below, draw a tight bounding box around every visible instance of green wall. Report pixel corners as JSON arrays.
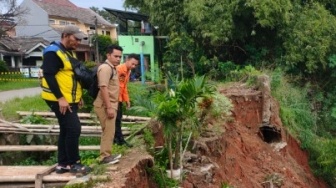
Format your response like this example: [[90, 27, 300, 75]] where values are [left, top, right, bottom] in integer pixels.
[[118, 35, 156, 82]]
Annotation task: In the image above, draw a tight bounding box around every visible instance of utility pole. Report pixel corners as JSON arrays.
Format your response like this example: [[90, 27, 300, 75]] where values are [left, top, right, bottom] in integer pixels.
[[140, 41, 145, 85], [94, 16, 99, 63]]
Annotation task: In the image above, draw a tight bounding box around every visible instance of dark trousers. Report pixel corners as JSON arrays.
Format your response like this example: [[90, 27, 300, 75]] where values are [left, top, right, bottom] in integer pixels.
[[114, 102, 124, 142], [45, 100, 81, 166]]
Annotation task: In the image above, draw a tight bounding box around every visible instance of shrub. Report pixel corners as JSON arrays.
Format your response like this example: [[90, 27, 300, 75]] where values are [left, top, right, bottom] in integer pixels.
[[0, 60, 9, 72]]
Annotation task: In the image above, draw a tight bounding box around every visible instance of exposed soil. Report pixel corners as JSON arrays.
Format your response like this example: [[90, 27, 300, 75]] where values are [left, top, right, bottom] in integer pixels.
[[94, 148, 155, 188], [96, 83, 329, 188]]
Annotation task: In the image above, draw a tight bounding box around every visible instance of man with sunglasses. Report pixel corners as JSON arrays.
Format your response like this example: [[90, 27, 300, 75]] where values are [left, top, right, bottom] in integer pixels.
[[40, 25, 91, 175]]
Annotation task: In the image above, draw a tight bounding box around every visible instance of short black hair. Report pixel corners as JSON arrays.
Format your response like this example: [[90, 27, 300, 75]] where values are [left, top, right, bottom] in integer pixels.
[[127, 53, 139, 61], [106, 45, 123, 54]]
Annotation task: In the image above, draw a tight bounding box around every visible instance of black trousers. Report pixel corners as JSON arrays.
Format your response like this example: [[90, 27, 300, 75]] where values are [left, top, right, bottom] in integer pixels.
[[114, 102, 124, 142], [45, 100, 81, 166]]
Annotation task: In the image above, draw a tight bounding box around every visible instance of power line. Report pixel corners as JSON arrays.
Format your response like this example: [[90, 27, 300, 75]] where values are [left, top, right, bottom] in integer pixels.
[[30, 29, 54, 37]]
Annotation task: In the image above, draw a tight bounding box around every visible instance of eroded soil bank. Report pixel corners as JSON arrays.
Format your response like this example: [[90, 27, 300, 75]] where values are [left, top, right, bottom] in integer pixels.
[[97, 84, 328, 188], [180, 84, 327, 188]]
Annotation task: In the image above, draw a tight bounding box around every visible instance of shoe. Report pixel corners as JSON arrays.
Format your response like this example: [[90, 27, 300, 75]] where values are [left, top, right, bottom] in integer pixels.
[[100, 154, 121, 165], [69, 163, 91, 175], [55, 165, 70, 174], [112, 153, 122, 160]]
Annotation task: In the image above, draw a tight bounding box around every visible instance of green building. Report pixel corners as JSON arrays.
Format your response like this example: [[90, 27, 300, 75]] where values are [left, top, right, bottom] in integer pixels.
[[118, 35, 157, 83], [105, 8, 163, 84]]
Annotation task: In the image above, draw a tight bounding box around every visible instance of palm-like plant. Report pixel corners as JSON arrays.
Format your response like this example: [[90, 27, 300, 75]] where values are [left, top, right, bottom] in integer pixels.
[[130, 75, 215, 180], [156, 75, 215, 179]]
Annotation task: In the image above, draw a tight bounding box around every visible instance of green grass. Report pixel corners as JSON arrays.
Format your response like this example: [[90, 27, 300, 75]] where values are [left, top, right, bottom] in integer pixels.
[[0, 80, 40, 91], [0, 95, 49, 121]]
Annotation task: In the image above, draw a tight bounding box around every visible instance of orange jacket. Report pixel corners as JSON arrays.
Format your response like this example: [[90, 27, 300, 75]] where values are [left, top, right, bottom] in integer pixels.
[[116, 64, 130, 102]]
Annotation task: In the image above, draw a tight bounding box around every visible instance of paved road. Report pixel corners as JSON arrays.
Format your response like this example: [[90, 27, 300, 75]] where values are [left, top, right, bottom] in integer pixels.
[[0, 87, 41, 103]]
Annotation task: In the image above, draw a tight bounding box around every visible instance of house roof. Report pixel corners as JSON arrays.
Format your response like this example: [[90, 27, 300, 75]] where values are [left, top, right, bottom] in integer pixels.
[[0, 37, 21, 51], [32, 0, 113, 28], [104, 8, 149, 22], [14, 37, 50, 52], [0, 36, 49, 55]]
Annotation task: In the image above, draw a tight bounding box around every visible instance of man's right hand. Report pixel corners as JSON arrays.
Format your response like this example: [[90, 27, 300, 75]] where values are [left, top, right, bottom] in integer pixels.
[[58, 97, 72, 114], [106, 108, 115, 119]]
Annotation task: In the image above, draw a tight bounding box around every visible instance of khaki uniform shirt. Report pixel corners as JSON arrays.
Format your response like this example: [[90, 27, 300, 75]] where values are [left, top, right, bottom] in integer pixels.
[[93, 60, 119, 110]]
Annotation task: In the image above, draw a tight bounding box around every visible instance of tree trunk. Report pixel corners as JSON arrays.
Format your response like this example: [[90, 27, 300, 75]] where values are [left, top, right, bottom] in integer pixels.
[[173, 127, 182, 170]]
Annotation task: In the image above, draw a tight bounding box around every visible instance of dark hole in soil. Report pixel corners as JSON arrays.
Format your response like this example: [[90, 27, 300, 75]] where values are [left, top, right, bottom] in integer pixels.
[[259, 124, 281, 143]]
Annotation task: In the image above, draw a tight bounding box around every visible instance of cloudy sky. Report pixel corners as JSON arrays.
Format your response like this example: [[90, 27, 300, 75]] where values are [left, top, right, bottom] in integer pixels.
[[16, 0, 125, 10]]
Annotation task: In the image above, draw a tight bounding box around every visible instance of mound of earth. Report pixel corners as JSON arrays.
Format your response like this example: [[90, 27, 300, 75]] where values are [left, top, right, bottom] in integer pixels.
[[96, 82, 328, 188], [180, 83, 327, 188]]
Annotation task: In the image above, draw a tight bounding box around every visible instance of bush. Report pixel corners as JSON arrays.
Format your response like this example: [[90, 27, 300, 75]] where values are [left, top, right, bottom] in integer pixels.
[[0, 60, 9, 72]]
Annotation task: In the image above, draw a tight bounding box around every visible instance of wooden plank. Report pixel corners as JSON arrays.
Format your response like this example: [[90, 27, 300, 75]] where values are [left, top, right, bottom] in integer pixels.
[[0, 122, 131, 137], [43, 118, 144, 124], [0, 131, 98, 137], [122, 115, 151, 121], [0, 166, 76, 185], [0, 130, 130, 137], [35, 164, 57, 188], [0, 119, 31, 132], [0, 123, 131, 131], [17, 111, 83, 118], [0, 166, 49, 182], [0, 183, 35, 188], [0, 145, 100, 151], [42, 175, 76, 182], [16, 111, 151, 121]]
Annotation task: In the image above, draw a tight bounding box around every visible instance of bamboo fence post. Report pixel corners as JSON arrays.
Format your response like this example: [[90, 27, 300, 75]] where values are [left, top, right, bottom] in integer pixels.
[[0, 118, 31, 132]]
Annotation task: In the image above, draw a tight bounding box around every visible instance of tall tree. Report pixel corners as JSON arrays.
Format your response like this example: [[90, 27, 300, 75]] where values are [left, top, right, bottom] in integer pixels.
[[283, 2, 336, 73], [0, 0, 28, 38], [89, 6, 116, 23], [124, 0, 336, 75]]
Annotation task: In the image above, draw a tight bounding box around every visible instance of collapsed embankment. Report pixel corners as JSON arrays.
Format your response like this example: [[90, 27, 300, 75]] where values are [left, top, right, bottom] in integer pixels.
[[98, 83, 328, 188]]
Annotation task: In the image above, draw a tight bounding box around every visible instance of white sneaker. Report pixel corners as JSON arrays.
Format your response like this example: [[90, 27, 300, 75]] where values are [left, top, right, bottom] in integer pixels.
[[101, 155, 120, 165]]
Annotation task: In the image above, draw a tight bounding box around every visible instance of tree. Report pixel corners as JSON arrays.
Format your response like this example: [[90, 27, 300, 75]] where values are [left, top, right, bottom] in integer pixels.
[[89, 6, 116, 23], [155, 75, 215, 180], [0, 0, 28, 38], [124, 0, 336, 74], [124, 0, 148, 13], [91, 34, 117, 62], [283, 3, 336, 73]]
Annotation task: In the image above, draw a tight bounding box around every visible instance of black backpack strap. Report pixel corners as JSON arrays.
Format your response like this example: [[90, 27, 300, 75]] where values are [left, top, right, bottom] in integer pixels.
[[104, 62, 115, 80]]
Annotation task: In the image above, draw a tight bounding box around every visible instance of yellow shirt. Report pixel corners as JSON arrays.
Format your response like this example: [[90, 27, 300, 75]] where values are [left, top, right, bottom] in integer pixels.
[[41, 43, 82, 103]]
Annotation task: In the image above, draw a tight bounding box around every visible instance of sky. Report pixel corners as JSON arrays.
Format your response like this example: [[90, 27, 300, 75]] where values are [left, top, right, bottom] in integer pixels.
[[68, 0, 125, 10], [16, 0, 126, 11]]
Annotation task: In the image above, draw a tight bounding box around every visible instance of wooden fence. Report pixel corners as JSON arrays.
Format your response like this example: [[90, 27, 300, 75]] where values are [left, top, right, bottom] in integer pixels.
[[0, 111, 150, 151]]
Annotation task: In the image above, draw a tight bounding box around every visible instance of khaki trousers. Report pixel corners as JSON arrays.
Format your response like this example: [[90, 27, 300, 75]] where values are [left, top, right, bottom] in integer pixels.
[[94, 106, 116, 160]]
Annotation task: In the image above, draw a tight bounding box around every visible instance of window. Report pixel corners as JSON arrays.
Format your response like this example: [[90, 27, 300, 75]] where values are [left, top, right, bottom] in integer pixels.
[[102, 30, 105, 35], [59, 21, 66, 25], [49, 19, 56, 25], [65, 21, 75, 25], [106, 31, 110, 36]]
